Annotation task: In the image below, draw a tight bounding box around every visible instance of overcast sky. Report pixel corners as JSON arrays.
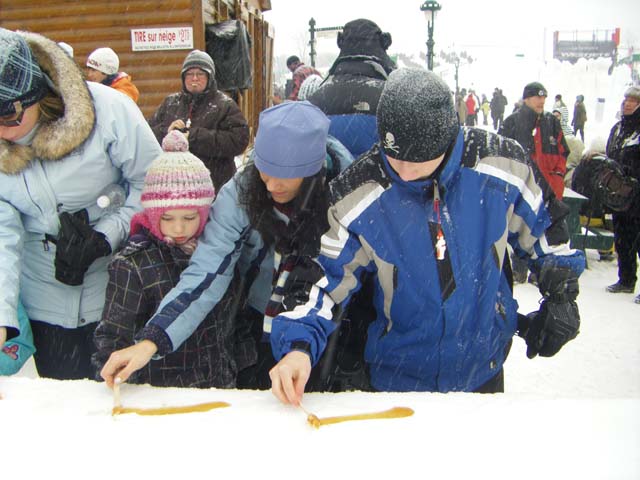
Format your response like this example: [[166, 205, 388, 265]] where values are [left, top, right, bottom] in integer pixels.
[[264, 0, 640, 61]]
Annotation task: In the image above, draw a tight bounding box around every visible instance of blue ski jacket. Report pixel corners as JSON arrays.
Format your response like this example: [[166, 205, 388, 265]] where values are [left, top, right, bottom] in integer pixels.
[[271, 127, 585, 392]]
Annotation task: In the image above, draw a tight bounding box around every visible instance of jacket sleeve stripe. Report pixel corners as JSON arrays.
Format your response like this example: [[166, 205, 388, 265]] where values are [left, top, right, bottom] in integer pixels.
[[321, 183, 385, 257], [474, 157, 544, 213]]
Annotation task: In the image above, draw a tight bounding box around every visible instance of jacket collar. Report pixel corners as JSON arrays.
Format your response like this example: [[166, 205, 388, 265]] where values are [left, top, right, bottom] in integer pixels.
[[0, 31, 95, 174]]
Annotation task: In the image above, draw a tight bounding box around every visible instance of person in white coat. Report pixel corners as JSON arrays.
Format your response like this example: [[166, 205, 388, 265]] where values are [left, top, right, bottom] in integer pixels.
[[0, 28, 160, 379]]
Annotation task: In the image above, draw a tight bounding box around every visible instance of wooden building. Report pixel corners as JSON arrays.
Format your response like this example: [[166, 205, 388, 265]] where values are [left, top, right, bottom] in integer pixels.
[[0, 0, 274, 138]]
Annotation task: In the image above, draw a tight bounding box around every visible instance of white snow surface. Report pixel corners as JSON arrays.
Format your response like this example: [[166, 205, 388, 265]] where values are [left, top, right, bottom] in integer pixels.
[[2, 249, 639, 480]]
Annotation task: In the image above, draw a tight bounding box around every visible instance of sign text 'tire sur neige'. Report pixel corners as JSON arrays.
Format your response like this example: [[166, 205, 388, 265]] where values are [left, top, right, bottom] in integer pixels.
[[131, 27, 194, 51]]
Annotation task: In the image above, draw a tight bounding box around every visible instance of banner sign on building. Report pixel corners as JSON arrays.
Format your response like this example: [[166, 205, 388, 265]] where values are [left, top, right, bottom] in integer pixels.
[[131, 27, 193, 51]]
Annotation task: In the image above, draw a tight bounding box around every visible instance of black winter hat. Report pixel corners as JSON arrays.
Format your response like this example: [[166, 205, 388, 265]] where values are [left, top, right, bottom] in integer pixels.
[[377, 68, 459, 163], [522, 81, 547, 99], [335, 18, 395, 74]]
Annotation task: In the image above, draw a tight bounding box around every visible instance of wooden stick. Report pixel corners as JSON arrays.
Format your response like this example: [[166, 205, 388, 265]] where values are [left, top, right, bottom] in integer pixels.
[[298, 402, 313, 417], [113, 380, 121, 409]]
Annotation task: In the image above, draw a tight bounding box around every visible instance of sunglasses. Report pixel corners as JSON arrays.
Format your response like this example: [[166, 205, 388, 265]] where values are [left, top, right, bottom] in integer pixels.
[[0, 102, 25, 127]]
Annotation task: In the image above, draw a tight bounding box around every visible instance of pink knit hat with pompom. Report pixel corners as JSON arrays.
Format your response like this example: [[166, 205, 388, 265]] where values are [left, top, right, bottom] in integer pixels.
[[130, 130, 215, 242]]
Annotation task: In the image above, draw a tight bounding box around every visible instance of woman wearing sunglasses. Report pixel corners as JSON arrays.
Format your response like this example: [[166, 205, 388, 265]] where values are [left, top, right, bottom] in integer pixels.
[[0, 28, 160, 379]]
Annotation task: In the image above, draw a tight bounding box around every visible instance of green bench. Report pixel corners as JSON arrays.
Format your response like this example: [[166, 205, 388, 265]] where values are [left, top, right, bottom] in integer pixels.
[[562, 188, 615, 254]]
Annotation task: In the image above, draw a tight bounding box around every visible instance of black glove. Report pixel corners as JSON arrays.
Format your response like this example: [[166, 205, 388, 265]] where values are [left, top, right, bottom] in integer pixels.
[[520, 301, 580, 358], [54, 210, 112, 286], [519, 264, 581, 359]]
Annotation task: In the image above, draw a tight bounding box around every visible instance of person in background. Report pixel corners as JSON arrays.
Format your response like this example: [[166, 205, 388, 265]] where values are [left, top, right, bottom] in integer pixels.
[[98, 101, 354, 390], [268, 69, 584, 404], [604, 86, 640, 303], [0, 300, 35, 376], [500, 81, 569, 283], [148, 50, 249, 192], [58, 42, 74, 58], [480, 94, 490, 126], [285, 56, 321, 101], [465, 90, 478, 126], [572, 94, 587, 142], [93, 131, 239, 387], [553, 94, 572, 138], [297, 74, 323, 102], [85, 47, 139, 103], [456, 88, 468, 127], [490, 87, 508, 130], [0, 28, 159, 379], [307, 18, 396, 158]]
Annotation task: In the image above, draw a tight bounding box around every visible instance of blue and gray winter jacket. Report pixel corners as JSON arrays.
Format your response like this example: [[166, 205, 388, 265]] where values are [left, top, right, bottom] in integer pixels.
[[271, 128, 585, 392]]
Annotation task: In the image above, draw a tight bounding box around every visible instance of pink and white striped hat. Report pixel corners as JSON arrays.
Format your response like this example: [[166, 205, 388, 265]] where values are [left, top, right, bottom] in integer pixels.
[[130, 130, 215, 242]]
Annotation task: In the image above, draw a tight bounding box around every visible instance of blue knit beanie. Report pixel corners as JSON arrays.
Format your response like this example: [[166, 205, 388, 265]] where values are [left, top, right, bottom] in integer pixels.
[[254, 101, 329, 178], [0, 28, 48, 116]]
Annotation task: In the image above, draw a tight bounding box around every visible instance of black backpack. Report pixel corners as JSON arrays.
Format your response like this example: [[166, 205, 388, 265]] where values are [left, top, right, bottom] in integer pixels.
[[572, 155, 639, 214]]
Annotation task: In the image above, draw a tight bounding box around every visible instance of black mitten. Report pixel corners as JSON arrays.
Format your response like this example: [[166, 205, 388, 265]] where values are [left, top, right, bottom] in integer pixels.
[[521, 301, 580, 359], [520, 264, 581, 359], [54, 210, 112, 286]]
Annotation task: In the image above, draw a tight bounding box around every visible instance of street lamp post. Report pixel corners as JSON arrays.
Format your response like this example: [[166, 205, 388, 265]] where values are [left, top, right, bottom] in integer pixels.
[[308, 18, 317, 68], [420, 1, 442, 71]]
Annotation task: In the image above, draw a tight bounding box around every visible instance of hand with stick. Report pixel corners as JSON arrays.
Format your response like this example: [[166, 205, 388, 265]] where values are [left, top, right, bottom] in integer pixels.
[[100, 340, 158, 387], [269, 350, 312, 406]]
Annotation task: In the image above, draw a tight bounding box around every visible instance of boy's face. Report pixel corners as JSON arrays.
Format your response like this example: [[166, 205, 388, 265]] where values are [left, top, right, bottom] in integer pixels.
[[386, 154, 444, 181], [159, 208, 201, 244], [259, 172, 304, 204]]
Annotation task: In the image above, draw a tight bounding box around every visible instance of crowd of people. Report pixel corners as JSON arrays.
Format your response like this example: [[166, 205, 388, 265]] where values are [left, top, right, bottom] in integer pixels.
[[0, 21, 637, 408]]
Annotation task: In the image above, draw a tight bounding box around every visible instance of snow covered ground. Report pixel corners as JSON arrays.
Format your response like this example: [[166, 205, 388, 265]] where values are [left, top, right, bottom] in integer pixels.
[[2, 249, 639, 480]]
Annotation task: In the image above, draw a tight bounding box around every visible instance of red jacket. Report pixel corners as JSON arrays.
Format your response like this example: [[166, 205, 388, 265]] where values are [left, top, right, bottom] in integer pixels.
[[531, 115, 568, 198], [500, 106, 569, 199], [465, 94, 477, 115]]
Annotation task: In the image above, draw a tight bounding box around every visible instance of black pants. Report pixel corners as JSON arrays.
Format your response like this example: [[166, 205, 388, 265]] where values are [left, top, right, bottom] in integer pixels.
[[612, 213, 640, 287], [30, 320, 98, 380], [236, 340, 275, 390], [474, 369, 505, 393]]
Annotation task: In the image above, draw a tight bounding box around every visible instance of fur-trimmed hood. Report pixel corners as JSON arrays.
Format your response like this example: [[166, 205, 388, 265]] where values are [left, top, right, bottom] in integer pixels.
[[0, 31, 95, 174]]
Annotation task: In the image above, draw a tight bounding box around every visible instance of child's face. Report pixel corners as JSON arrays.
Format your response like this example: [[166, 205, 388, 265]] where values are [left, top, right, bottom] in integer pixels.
[[159, 208, 200, 244], [258, 172, 305, 204]]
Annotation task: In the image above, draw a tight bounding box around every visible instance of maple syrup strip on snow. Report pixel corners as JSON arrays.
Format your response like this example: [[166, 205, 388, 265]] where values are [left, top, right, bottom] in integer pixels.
[[307, 406, 414, 429], [112, 401, 230, 416]]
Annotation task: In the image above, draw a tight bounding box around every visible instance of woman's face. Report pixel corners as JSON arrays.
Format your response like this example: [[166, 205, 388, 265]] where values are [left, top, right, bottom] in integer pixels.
[[183, 68, 208, 94], [622, 96, 640, 116], [85, 67, 107, 83], [259, 172, 305, 204], [0, 103, 40, 142], [159, 208, 201, 244]]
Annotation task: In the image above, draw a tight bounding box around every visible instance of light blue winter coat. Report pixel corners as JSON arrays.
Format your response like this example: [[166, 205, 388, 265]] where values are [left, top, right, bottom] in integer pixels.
[[0, 31, 160, 335], [137, 138, 354, 355], [137, 169, 275, 355]]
